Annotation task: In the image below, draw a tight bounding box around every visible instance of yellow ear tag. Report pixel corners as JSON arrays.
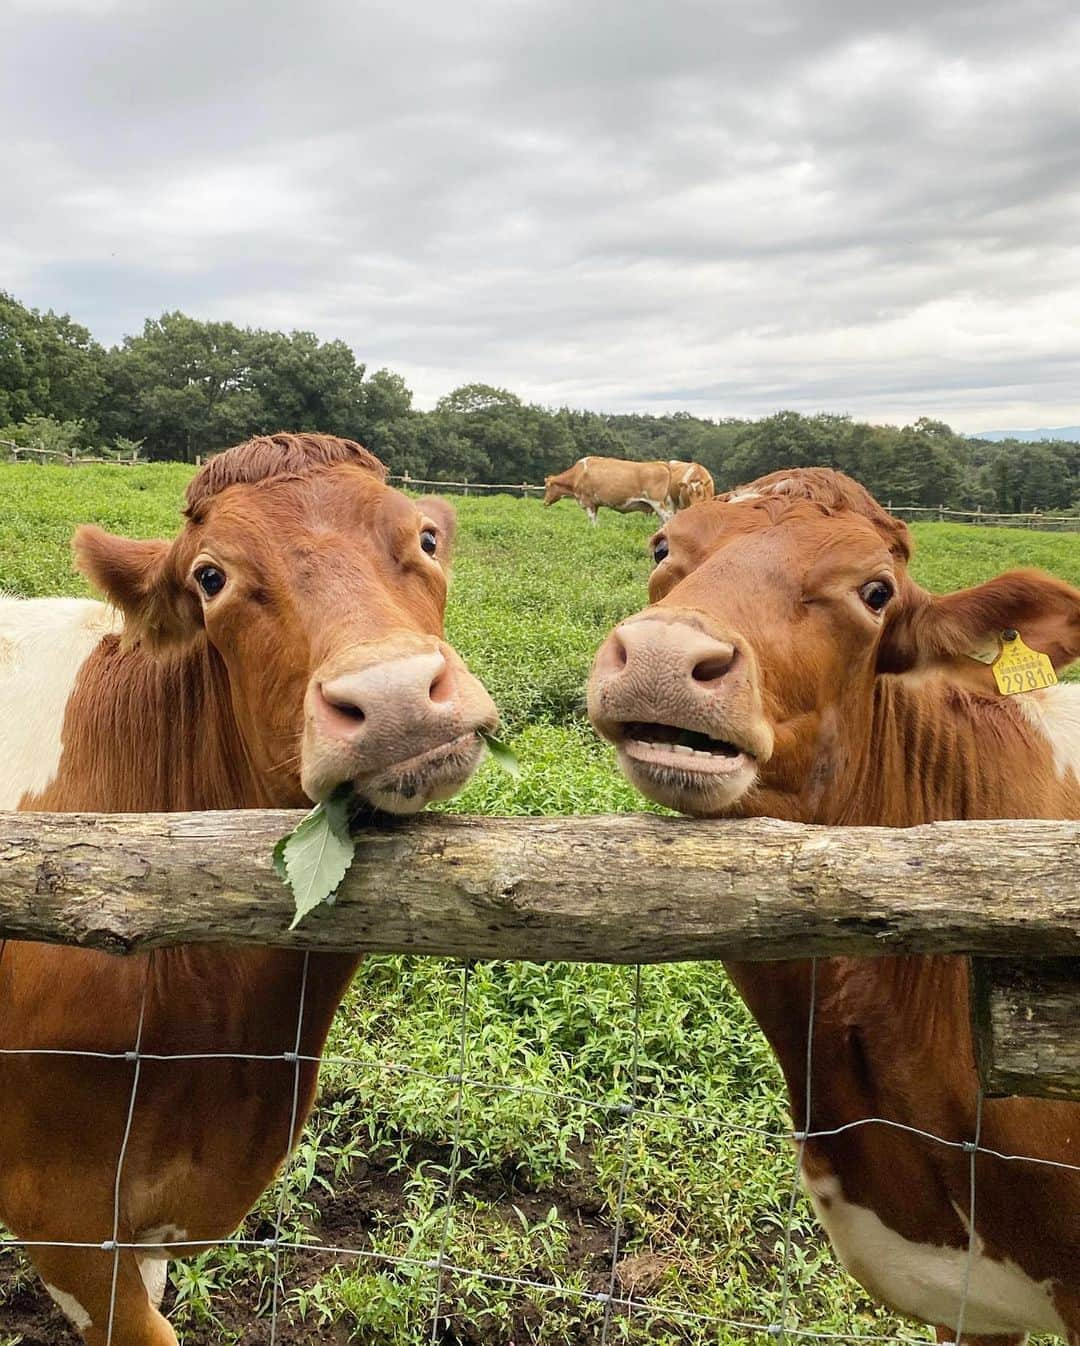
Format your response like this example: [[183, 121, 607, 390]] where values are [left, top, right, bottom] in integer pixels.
[[992, 629, 1058, 696]]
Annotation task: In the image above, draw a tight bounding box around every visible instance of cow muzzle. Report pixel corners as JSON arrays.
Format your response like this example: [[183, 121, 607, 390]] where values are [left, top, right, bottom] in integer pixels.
[[302, 639, 498, 813], [587, 611, 773, 816]]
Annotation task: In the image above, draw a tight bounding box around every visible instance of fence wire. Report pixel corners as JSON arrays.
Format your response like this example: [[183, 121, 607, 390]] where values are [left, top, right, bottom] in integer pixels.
[[0, 949, 1066, 1345]]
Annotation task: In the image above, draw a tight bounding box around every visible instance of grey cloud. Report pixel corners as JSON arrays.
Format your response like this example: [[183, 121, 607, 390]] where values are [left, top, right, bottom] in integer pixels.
[[3, 0, 1079, 430]]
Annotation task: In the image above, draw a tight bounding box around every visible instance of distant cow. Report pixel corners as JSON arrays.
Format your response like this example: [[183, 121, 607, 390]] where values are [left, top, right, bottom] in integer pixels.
[[0, 433, 498, 1345], [589, 468, 1080, 1340], [543, 456, 677, 524], [667, 460, 714, 511]]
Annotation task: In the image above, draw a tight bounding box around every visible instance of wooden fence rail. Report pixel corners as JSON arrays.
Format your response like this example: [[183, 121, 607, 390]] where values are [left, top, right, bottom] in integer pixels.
[[1, 441, 140, 466], [1, 810, 1078, 1098]]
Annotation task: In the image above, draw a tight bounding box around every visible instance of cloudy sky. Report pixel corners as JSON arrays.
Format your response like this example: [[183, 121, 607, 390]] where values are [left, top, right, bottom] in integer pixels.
[[3, 0, 1079, 431]]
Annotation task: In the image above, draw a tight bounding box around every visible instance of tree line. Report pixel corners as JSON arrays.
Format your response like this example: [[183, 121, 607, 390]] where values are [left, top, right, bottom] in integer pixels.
[[3, 290, 1078, 513]]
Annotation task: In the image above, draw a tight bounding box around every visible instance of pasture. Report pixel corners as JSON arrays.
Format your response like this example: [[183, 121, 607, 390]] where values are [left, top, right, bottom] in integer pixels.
[[1, 463, 1077, 1346]]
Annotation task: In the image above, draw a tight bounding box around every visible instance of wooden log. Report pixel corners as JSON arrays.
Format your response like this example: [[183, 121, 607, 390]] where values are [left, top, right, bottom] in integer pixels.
[[972, 957, 1080, 1099], [0, 811, 1077, 963]]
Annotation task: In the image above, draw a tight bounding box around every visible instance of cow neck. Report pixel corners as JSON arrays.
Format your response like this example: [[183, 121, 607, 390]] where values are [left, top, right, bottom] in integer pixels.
[[726, 673, 1075, 1136], [790, 672, 1074, 830], [27, 629, 362, 1027], [28, 631, 278, 813]]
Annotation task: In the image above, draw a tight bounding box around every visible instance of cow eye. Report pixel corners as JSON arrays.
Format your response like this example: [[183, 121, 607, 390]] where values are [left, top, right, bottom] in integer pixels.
[[653, 538, 669, 564], [859, 579, 893, 612], [420, 528, 438, 556], [195, 565, 227, 598]]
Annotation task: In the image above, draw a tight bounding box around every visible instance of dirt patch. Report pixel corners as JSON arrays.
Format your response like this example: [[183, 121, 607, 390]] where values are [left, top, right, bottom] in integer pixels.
[[0, 1142, 623, 1345]]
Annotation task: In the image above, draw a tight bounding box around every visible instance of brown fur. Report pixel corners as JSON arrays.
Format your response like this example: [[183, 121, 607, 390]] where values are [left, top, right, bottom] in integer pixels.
[[722, 466, 913, 562], [590, 470, 1080, 1339], [543, 456, 678, 522], [184, 431, 385, 518], [0, 434, 492, 1345], [668, 461, 715, 510]]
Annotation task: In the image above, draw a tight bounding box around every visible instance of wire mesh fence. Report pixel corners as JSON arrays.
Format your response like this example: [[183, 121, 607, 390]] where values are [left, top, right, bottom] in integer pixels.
[[2, 933, 1078, 1346]]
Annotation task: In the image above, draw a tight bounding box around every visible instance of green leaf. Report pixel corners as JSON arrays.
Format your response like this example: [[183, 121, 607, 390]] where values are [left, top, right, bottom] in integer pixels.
[[271, 834, 289, 883], [479, 728, 521, 778], [322, 782, 356, 843], [275, 798, 357, 930]]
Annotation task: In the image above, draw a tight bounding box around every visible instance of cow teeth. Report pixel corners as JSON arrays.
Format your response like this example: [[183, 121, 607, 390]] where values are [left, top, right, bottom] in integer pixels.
[[672, 743, 694, 755], [693, 747, 717, 758]]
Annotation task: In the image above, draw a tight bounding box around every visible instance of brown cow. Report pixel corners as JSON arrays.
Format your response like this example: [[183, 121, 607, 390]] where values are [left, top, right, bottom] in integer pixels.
[[543, 456, 676, 524], [0, 434, 498, 1345], [588, 478, 1080, 1340], [667, 460, 715, 511]]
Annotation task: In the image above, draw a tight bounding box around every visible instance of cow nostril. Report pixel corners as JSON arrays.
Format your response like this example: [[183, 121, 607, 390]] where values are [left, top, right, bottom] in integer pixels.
[[327, 697, 365, 722], [422, 651, 452, 705], [692, 649, 736, 683], [607, 632, 629, 671], [429, 664, 454, 705]]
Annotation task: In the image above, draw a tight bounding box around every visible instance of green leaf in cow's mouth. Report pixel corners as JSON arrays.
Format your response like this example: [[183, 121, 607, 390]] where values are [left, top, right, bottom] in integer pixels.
[[275, 784, 357, 929], [273, 733, 519, 926], [479, 728, 521, 778]]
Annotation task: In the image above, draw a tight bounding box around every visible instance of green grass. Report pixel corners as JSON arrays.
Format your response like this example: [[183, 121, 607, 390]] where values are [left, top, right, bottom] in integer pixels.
[[0, 463, 1076, 1345]]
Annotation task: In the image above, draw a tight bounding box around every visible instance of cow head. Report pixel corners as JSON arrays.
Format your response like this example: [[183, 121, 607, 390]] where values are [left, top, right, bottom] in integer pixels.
[[588, 478, 1080, 820], [543, 473, 574, 506], [671, 463, 715, 512], [75, 434, 498, 813]]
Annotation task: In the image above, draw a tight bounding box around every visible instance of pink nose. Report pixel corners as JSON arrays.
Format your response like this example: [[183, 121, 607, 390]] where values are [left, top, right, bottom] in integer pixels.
[[594, 618, 738, 690], [314, 650, 456, 745]]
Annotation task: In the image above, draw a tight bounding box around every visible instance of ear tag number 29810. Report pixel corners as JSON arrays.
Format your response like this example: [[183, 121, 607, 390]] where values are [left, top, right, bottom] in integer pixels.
[[992, 630, 1058, 696]]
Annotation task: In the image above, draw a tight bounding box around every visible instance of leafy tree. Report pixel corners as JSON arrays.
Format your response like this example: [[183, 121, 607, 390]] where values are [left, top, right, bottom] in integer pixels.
[[247, 329, 368, 439], [0, 292, 105, 433], [0, 414, 85, 456], [101, 313, 260, 461], [434, 384, 539, 481], [356, 369, 413, 461]]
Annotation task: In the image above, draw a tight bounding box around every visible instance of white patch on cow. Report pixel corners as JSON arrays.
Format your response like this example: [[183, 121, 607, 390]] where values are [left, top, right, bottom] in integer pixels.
[[45, 1283, 92, 1330], [1015, 683, 1080, 783], [626, 494, 670, 520], [804, 1170, 1067, 1335], [725, 489, 761, 502], [134, 1224, 187, 1307], [0, 597, 121, 808], [137, 1223, 188, 1252], [138, 1257, 169, 1309]]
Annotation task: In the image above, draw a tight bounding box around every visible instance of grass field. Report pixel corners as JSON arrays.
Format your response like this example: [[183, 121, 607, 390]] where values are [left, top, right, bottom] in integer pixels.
[[1, 463, 1077, 1346]]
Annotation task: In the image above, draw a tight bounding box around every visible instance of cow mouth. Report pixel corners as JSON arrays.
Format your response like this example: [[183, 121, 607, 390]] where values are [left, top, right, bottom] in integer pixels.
[[606, 719, 759, 816], [356, 731, 485, 813], [617, 722, 754, 775]]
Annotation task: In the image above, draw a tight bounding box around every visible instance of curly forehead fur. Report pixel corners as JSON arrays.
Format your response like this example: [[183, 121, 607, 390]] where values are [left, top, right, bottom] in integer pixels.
[[723, 467, 912, 562], [185, 433, 387, 518]]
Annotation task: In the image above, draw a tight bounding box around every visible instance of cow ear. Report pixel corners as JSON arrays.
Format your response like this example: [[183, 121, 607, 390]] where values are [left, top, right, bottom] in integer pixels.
[[416, 496, 457, 560], [74, 526, 202, 647], [878, 569, 1080, 675]]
